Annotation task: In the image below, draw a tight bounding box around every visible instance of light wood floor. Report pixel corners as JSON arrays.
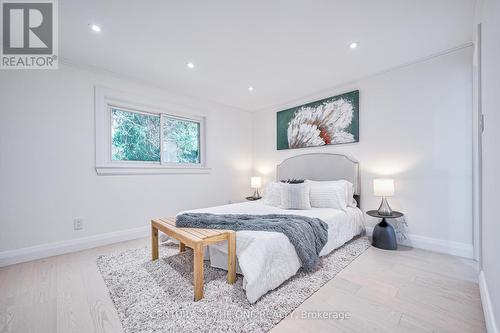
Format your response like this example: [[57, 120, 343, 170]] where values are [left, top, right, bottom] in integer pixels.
[[0, 238, 485, 333]]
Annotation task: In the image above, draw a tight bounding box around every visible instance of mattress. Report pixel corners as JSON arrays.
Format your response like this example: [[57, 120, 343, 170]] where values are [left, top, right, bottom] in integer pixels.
[[180, 201, 365, 303]]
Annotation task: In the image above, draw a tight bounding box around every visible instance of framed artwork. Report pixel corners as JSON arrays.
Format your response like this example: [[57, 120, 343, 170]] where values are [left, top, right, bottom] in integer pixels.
[[277, 90, 359, 150]]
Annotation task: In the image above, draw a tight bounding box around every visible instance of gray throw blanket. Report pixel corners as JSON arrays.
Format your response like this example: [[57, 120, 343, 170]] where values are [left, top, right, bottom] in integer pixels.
[[176, 213, 328, 272]]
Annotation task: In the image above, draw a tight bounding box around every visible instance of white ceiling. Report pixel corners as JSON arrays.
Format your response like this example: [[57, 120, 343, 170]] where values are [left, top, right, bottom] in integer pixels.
[[60, 0, 475, 111]]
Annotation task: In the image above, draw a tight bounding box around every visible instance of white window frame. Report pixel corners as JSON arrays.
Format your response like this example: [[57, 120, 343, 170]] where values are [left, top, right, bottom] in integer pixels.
[[95, 86, 209, 175]]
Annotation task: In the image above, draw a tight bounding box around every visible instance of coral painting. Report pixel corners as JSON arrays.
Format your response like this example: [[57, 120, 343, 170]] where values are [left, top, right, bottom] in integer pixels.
[[277, 90, 359, 150]]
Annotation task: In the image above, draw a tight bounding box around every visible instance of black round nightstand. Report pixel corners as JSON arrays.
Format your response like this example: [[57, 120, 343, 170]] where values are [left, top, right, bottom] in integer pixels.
[[245, 196, 262, 201], [366, 210, 404, 250]]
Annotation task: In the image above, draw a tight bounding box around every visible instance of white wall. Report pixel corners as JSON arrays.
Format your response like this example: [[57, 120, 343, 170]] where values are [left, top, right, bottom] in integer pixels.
[[253, 47, 473, 249], [477, 0, 500, 331], [0, 64, 253, 252]]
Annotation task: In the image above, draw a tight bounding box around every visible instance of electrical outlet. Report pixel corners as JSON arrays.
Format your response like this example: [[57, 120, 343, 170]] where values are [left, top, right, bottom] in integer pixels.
[[73, 218, 83, 231]]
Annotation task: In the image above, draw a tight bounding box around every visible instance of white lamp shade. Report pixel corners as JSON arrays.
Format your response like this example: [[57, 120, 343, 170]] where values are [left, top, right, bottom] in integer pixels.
[[373, 179, 394, 197], [250, 176, 262, 189]]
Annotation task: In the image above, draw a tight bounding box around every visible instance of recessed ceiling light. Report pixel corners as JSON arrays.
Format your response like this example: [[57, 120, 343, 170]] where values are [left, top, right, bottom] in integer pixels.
[[349, 42, 359, 49], [90, 24, 101, 33], [186, 62, 195, 69], [248, 86, 254, 91]]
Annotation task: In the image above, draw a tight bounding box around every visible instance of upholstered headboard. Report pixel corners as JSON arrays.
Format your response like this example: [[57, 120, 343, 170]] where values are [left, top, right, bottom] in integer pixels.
[[276, 153, 361, 206]]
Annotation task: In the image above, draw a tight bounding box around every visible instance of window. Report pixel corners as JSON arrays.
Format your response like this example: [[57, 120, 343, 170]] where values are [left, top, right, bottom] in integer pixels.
[[111, 108, 161, 162], [95, 87, 208, 175], [162, 116, 200, 164]]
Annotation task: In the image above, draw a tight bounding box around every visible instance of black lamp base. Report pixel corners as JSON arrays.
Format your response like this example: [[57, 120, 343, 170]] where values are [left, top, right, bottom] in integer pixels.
[[372, 218, 398, 250]]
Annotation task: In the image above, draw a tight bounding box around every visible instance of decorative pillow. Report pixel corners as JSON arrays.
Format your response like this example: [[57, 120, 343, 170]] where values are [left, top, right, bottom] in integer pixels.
[[262, 182, 282, 206], [280, 182, 311, 210], [280, 179, 305, 184], [307, 180, 354, 211]]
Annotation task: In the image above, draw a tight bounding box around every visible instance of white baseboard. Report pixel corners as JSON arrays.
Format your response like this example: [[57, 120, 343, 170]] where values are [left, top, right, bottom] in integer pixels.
[[365, 226, 474, 259], [0, 225, 474, 266], [479, 270, 499, 333], [0, 226, 149, 267]]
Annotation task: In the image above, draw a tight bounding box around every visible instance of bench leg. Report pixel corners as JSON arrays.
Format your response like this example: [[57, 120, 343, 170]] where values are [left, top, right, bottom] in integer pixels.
[[179, 242, 186, 252], [227, 231, 236, 284], [151, 224, 159, 261], [193, 243, 204, 301]]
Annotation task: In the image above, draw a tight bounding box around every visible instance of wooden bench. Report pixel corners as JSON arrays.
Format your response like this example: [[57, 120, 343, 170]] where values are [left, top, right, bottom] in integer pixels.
[[151, 217, 236, 301]]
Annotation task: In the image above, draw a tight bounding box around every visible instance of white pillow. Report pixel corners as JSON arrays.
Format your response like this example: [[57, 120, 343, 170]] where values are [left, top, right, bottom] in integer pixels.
[[333, 180, 357, 207], [344, 181, 358, 208], [280, 182, 311, 210], [262, 182, 281, 206], [308, 180, 357, 205], [307, 180, 354, 211]]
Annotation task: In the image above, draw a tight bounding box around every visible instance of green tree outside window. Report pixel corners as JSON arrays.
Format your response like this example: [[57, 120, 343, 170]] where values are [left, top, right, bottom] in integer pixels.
[[111, 108, 160, 162], [111, 108, 201, 164]]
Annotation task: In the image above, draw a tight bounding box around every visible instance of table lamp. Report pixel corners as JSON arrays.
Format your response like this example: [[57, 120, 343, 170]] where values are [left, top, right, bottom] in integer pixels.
[[251, 176, 262, 199], [373, 179, 394, 216]]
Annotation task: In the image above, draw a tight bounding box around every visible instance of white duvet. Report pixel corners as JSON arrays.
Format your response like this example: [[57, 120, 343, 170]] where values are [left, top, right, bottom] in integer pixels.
[[180, 201, 365, 303]]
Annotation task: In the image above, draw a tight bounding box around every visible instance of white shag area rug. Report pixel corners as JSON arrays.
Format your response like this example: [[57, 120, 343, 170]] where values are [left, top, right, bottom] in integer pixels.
[[96, 236, 370, 333]]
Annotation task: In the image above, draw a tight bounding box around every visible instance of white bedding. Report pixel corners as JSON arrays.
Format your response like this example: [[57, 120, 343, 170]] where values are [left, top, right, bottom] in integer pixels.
[[180, 201, 365, 303]]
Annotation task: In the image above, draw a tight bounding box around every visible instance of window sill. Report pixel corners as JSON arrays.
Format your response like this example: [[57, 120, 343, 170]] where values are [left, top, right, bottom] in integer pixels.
[[96, 165, 211, 175]]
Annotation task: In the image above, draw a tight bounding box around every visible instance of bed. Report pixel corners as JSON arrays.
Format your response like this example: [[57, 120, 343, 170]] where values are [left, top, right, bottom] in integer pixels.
[[180, 153, 365, 303]]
